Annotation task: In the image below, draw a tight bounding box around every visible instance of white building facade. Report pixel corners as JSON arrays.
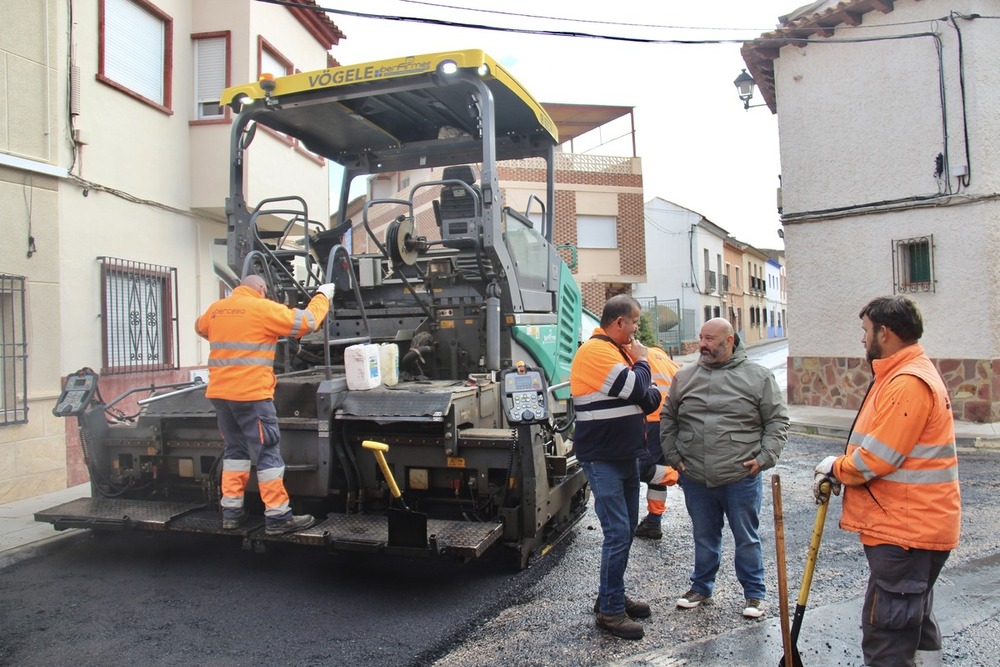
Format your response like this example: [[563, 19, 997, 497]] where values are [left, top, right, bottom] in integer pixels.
[[743, 0, 1000, 420]]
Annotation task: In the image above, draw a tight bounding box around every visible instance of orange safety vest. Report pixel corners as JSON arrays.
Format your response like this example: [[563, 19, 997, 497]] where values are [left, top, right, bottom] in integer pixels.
[[836, 344, 961, 551], [646, 346, 679, 423], [195, 286, 330, 401]]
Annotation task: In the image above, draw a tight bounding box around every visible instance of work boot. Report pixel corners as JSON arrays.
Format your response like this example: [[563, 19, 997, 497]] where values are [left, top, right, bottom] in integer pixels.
[[593, 596, 651, 619], [634, 516, 663, 540], [221, 511, 248, 530], [595, 612, 644, 640], [265, 514, 316, 536]]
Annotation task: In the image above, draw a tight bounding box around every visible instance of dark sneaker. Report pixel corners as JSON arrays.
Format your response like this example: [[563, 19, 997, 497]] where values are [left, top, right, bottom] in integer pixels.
[[221, 511, 247, 530], [265, 514, 315, 536], [593, 596, 651, 619], [676, 589, 712, 609], [634, 516, 663, 540], [595, 612, 644, 640], [743, 598, 765, 618]]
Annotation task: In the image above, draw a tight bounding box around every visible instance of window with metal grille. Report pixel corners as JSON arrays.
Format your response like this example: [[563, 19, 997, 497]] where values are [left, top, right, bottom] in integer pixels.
[[99, 257, 179, 374], [0, 275, 28, 425], [892, 235, 935, 293]]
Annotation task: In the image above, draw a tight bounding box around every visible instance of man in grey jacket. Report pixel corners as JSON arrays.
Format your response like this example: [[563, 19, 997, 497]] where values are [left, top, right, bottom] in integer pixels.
[[661, 318, 788, 619]]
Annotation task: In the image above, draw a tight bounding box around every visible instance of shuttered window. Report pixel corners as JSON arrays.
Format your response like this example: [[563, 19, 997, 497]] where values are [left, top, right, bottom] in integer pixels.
[[100, 0, 172, 109], [576, 215, 618, 249], [194, 35, 227, 119], [260, 46, 291, 78]]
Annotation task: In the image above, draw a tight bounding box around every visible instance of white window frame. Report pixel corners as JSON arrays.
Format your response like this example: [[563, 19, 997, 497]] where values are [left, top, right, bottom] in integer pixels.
[[576, 215, 618, 249], [99, 0, 173, 111], [193, 32, 230, 121]]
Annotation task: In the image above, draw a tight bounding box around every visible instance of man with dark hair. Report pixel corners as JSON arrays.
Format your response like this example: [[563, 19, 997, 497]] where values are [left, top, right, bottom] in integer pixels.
[[814, 295, 961, 667], [662, 317, 788, 619], [572, 294, 661, 640]]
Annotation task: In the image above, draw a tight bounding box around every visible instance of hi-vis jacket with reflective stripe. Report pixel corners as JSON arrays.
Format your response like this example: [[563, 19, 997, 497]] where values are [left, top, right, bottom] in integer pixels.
[[835, 344, 961, 551], [646, 346, 679, 423], [570, 328, 655, 463], [195, 286, 330, 401]]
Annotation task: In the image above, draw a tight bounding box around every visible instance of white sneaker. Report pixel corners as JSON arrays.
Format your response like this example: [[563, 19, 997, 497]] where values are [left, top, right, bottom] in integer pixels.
[[743, 598, 765, 618]]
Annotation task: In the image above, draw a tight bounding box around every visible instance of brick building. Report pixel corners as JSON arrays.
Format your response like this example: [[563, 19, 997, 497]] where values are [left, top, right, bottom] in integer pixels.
[[347, 104, 646, 315]]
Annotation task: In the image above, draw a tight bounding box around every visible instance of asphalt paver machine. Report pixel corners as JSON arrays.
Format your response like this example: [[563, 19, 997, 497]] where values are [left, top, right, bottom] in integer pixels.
[[39, 50, 589, 568]]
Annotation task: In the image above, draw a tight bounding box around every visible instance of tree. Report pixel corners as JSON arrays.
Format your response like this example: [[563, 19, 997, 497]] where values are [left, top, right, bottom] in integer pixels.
[[637, 312, 657, 347]]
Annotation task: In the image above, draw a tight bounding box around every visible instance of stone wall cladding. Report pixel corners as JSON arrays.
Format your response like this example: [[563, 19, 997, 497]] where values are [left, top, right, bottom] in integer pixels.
[[788, 355, 1000, 423]]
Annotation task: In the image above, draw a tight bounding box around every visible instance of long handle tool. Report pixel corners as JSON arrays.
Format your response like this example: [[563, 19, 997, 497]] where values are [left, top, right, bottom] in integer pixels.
[[772, 475, 794, 667], [779, 480, 832, 667]]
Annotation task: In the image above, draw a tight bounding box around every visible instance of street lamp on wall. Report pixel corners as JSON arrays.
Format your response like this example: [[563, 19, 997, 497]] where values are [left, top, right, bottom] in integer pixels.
[[733, 69, 767, 111]]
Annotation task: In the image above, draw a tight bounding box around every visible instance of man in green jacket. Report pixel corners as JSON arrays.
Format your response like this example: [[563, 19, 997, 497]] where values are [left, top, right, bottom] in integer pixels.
[[661, 318, 788, 619]]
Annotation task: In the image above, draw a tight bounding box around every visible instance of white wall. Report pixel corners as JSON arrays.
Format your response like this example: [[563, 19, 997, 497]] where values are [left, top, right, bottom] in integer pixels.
[[636, 198, 698, 306], [778, 0, 1000, 360]]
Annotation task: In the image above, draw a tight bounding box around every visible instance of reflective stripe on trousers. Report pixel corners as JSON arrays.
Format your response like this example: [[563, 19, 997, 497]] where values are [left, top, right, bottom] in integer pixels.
[[211, 398, 292, 522]]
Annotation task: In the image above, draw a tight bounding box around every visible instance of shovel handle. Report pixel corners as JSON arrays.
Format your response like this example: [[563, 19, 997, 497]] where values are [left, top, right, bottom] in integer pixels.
[[363, 440, 402, 499], [798, 481, 831, 606]]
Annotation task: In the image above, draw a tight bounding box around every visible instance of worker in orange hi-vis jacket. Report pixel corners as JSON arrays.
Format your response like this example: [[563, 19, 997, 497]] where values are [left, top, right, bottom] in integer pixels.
[[633, 345, 680, 540], [195, 274, 335, 536]]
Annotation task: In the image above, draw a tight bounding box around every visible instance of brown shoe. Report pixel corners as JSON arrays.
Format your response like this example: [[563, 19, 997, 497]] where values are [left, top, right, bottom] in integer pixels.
[[595, 612, 644, 640], [593, 596, 651, 619]]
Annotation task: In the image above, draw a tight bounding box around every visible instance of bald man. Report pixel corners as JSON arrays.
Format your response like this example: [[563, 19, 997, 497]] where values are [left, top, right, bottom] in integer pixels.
[[660, 318, 788, 619], [196, 275, 336, 535]]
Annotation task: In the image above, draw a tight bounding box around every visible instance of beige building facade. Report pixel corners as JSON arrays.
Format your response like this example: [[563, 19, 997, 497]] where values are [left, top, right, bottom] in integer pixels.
[[0, 0, 342, 501]]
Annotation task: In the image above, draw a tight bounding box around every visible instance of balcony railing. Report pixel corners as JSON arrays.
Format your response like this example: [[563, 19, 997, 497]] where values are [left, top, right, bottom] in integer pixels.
[[704, 270, 717, 293], [500, 154, 636, 174]]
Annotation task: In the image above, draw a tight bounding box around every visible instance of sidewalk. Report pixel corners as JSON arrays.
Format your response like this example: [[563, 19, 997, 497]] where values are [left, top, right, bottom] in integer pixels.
[[0, 482, 92, 569]]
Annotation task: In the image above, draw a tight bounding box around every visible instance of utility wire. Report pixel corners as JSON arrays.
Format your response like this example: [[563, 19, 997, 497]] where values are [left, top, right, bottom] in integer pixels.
[[259, 0, 976, 45], [397, 0, 775, 32]]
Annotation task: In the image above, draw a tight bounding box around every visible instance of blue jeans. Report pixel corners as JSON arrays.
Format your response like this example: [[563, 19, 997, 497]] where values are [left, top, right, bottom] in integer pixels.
[[680, 472, 765, 600], [582, 459, 640, 615]]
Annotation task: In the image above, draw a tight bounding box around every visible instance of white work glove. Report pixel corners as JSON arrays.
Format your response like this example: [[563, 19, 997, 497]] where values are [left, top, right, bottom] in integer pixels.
[[316, 283, 336, 300], [813, 455, 842, 504]]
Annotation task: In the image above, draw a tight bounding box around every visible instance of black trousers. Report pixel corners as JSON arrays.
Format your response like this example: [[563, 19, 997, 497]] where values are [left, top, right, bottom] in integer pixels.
[[861, 543, 950, 667]]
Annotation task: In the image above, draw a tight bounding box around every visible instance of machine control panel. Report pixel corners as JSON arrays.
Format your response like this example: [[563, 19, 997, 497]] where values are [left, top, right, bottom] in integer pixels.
[[500, 364, 548, 425], [52, 368, 100, 417]]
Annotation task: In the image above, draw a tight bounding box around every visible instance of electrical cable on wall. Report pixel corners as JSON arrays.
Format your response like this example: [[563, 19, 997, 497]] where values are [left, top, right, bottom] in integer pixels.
[[23, 174, 36, 258]]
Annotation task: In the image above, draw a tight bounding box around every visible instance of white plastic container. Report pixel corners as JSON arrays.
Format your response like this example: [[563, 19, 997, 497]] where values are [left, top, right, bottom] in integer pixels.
[[379, 343, 399, 386], [344, 343, 381, 390]]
